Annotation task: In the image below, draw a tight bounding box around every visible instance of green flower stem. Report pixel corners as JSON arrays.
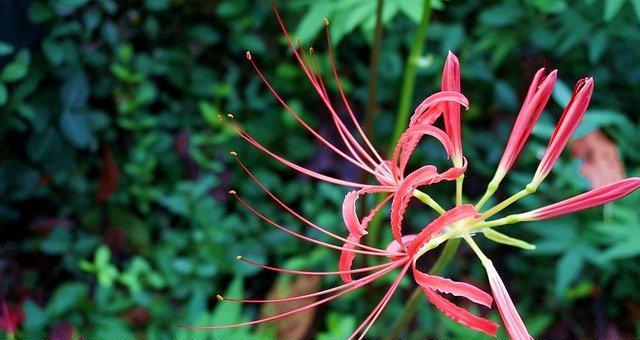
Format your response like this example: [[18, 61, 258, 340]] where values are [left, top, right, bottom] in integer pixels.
[[368, 0, 432, 248], [475, 175, 502, 210], [481, 185, 534, 220], [383, 238, 461, 340], [413, 189, 446, 214], [455, 175, 464, 205], [389, 0, 432, 147], [363, 0, 385, 136]]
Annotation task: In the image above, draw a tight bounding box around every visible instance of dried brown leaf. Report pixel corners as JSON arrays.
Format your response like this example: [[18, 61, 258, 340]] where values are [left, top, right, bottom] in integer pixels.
[[571, 130, 625, 189]]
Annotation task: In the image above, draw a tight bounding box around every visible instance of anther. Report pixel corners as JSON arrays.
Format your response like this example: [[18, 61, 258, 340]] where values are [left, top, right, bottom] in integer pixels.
[[236, 255, 242, 260], [309, 47, 315, 55], [245, 51, 252, 60], [323, 18, 330, 26], [216, 295, 224, 301], [228, 189, 236, 195], [227, 113, 234, 118], [229, 151, 238, 156], [216, 114, 223, 122]]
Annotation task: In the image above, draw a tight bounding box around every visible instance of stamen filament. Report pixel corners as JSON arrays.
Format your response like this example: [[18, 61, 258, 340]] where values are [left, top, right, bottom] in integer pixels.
[[180, 260, 407, 330], [232, 154, 395, 253], [231, 191, 403, 256], [237, 256, 399, 276]]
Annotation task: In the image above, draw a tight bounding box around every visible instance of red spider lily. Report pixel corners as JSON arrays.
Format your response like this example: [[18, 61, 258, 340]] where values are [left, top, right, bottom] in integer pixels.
[[194, 4, 640, 340], [0, 300, 24, 335]]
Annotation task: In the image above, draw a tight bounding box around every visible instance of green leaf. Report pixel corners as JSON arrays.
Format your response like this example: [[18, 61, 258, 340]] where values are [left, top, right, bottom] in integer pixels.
[[396, 0, 423, 24], [144, 0, 170, 11], [23, 300, 47, 332], [59, 109, 93, 149], [529, 0, 567, 14], [52, 0, 90, 15], [588, 31, 608, 64], [0, 41, 14, 56], [555, 244, 592, 295], [46, 281, 89, 316], [29, 2, 55, 23], [1, 50, 31, 82], [0, 83, 7, 106], [479, 4, 523, 27], [551, 79, 572, 106], [317, 313, 356, 340], [632, 0, 640, 20], [604, 0, 626, 21], [295, 3, 332, 42], [40, 227, 72, 254], [61, 71, 90, 109]]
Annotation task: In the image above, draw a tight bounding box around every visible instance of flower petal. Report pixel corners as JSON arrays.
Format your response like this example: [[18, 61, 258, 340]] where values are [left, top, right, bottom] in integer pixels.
[[521, 177, 640, 221], [412, 265, 493, 307], [422, 287, 499, 336], [390, 165, 465, 246], [338, 233, 362, 283], [486, 266, 533, 340]]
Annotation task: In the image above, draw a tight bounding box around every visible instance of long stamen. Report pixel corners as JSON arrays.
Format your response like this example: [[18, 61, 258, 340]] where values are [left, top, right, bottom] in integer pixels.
[[245, 54, 382, 177], [305, 46, 389, 177], [218, 116, 374, 188], [350, 261, 411, 340], [218, 259, 405, 304], [237, 255, 399, 276], [323, 22, 392, 177], [272, 6, 391, 178], [181, 261, 405, 330], [230, 190, 403, 257], [231, 153, 394, 253]]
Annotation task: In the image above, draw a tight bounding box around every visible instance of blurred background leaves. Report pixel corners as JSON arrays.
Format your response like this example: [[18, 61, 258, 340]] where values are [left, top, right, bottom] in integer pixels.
[[0, 0, 639, 338]]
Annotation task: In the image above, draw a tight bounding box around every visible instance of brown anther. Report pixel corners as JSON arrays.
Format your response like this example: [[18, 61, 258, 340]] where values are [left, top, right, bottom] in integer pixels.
[[323, 18, 330, 26], [245, 51, 252, 60], [216, 295, 224, 301]]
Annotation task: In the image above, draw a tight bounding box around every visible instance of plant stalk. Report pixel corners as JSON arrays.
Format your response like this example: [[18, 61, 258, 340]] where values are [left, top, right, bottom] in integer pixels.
[[389, 0, 432, 148]]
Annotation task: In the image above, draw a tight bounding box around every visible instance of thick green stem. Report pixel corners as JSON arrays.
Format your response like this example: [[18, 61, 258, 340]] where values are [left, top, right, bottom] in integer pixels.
[[455, 175, 464, 205], [389, 0, 432, 148], [383, 238, 460, 340], [363, 0, 385, 137], [361, 0, 386, 251]]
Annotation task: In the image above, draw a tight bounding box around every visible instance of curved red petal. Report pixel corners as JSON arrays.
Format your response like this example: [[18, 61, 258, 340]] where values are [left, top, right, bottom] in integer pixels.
[[422, 287, 498, 336], [412, 265, 492, 307], [339, 234, 362, 283]]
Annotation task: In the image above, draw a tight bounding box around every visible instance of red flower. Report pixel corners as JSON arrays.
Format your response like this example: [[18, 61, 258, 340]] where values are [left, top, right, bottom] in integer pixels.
[[0, 300, 24, 335], [194, 4, 639, 340]]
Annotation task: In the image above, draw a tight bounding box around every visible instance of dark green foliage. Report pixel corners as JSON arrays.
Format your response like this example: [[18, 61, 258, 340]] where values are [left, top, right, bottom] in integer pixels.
[[0, 0, 639, 338]]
